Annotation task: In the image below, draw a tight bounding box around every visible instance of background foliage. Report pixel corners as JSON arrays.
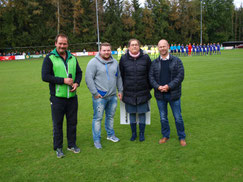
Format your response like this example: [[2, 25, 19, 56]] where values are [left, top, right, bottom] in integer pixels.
[[0, 0, 243, 52]]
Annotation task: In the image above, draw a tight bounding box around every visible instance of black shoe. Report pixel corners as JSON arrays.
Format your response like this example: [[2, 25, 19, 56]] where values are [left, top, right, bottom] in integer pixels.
[[139, 123, 146, 142], [139, 132, 145, 142], [130, 132, 137, 141], [130, 123, 137, 141]]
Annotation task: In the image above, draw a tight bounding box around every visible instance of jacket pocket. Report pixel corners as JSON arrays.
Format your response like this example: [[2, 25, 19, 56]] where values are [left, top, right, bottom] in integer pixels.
[[97, 89, 107, 97]]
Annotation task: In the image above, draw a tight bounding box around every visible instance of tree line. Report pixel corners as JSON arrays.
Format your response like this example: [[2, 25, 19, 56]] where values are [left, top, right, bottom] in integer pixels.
[[0, 0, 242, 52]]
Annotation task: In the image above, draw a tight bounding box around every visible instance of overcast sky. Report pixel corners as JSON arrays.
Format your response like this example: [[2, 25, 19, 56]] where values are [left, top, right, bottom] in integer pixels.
[[234, 0, 242, 8], [138, 0, 242, 8]]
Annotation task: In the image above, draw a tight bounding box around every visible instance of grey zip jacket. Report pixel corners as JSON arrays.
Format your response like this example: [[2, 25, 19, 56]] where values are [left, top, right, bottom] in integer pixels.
[[85, 53, 123, 98]]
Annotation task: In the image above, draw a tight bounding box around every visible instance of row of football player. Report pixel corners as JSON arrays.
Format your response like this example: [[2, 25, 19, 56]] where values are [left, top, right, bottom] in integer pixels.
[[169, 43, 221, 56], [117, 43, 221, 58]]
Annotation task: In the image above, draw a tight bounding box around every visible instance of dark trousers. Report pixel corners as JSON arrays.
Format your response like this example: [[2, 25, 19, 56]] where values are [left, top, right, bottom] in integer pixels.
[[50, 95, 78, 150]]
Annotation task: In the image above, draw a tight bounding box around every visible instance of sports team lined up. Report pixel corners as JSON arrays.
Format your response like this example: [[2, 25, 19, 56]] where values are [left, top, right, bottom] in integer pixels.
[[117, 42, 221, 60]]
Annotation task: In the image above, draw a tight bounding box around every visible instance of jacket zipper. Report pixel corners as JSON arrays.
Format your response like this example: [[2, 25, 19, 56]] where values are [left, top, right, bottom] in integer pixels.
[[61, 58, 69, 98]]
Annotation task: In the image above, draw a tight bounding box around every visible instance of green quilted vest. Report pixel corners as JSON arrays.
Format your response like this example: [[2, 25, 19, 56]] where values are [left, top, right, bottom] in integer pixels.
[[50, 49, 77, 98]]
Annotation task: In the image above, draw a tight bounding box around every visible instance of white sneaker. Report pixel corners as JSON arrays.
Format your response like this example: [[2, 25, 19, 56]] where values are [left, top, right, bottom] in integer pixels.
[[107, 135, 120, 142], [94, 142, 102, 149], [56, 148, 65, 158], [67, 146, 81, 153]]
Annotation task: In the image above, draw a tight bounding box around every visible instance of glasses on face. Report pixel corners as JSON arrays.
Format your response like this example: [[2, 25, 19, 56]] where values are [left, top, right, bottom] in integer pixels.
[[130, 44, 139, 47]]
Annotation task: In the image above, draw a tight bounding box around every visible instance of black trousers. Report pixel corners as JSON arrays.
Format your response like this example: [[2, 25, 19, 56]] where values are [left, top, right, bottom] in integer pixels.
[[50, 95, 78, 150]]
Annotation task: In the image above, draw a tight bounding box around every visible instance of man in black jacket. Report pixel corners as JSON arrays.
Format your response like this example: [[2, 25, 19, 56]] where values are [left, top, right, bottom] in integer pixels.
[[149, 39, 186, 146], [42, 34, 82, 158]]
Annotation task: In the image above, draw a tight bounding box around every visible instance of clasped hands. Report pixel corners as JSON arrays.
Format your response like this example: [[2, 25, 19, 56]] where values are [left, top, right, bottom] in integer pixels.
[[158, 85, 169, 93]]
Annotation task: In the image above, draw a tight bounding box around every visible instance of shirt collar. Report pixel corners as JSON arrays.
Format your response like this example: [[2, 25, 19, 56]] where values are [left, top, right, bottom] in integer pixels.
[[160, 54, 170, 61]]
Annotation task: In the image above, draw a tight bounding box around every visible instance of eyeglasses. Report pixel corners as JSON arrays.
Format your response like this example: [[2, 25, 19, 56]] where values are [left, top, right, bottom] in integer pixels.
[[130, 44, 139, 47]]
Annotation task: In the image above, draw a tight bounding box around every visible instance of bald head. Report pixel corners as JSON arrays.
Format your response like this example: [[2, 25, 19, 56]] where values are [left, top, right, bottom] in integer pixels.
[[158, 39, 169, 47], [158, 39, 169, 58]]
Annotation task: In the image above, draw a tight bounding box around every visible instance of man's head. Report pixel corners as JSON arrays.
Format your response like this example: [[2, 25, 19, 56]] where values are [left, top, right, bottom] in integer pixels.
[[100, 42, 111, 60], [158, 39, 169, 57], [128, 39, 140, 55], [55, 33, 68, 55]]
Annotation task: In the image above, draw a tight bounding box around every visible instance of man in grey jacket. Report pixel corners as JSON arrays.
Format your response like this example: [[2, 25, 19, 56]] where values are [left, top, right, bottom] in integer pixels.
[[85, 42, 123, 149]]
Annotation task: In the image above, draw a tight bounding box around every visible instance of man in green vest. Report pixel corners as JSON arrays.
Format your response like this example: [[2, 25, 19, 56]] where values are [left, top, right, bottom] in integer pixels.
[[42, 33, 82, 158]]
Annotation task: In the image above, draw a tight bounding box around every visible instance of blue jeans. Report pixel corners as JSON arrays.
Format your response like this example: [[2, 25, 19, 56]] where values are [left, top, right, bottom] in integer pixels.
[[156, 94, 186, 140], [92, 95, 117, 142]]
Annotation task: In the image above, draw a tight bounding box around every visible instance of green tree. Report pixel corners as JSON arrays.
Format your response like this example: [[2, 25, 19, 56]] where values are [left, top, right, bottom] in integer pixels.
[[141, 7, 155, 45], [145, 0, 170, 44], [131, 0, 143, 42], [0, 0, 239, 52], [232, 5, 243, 41], [102, 0, 123, 48], [203, 0, 234, 43], [0, 0, 57, 51], [121, 0, 136, 45], [187, 0, 202, 43], [167, 0, 202, 44], [0, 0, 16, 49], [69, 0, 97, 50]]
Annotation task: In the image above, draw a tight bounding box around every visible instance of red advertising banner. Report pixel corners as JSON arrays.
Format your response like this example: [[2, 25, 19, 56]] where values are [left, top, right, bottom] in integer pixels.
[[71, 53, 77, 56], [0, 56, 15, 61], [88, 52, 98, 56]]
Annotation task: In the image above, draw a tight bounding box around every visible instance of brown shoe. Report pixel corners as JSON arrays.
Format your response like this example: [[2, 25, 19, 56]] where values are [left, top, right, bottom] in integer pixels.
[[180, 139, 187, 146], [159, 137, 169, 144]]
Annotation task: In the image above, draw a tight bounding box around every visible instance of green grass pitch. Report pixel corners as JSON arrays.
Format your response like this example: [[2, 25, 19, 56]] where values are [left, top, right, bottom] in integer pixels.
[[0, 49, 243, 181]]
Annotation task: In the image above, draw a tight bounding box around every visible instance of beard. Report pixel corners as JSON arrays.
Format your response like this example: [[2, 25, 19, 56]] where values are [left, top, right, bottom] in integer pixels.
[[101, 53, 111, 60], [57, 48, 67, 55]]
